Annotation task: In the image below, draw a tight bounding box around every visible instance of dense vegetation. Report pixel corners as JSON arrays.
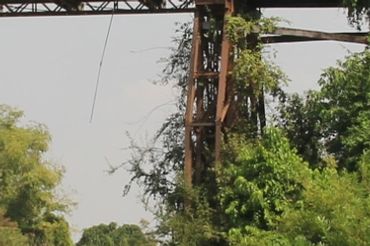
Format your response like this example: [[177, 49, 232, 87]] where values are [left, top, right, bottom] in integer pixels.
[[76, 223, 156, 246], [122, 10, 370, 246], [0, 107, 156, 245], [0, 105, 73, 245], [0, 2, 368, 245]]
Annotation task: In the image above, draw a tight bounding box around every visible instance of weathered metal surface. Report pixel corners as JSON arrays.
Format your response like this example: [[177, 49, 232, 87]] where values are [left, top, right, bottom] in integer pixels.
[[262, 32, 369, 44], [272, 27, 369, 44], [184, 9, 200, 188], [184, 3, 226, 185], [0, 0, 194, 17], [215, 0, 234, 166], [249, 0, 341, 7], [0, 0, 346, 17]]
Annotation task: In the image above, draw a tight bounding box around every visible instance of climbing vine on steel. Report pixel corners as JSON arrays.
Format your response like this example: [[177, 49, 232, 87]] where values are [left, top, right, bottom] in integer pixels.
[[342, 0, 369, 28], [227, 16, 287, 95]]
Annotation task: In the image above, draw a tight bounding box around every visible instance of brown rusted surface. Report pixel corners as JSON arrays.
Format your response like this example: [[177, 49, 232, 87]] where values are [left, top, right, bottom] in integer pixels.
[[253, 0, 341, 7], [261, 32, 369, 44], [0, 0, 345, 17], [182, 0, 365, 188], [0, 0, 194, 17], [273, 27, 369, 44], [215, 0, 234, 166], [184, 10, 201, 189], [183, 3, 225, 187]]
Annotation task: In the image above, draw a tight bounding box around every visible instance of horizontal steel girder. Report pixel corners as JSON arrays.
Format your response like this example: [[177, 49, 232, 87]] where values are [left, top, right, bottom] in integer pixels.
[[257, 27, 369, 45], [0, 0, 344, 17], [0, 0, 194, 17]]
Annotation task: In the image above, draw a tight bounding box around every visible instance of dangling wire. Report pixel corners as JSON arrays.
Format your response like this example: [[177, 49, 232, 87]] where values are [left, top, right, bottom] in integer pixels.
[[89, 10, 115, 123]]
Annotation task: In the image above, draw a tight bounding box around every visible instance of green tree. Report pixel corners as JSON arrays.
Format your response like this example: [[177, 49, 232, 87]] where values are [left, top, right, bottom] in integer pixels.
[[277, 50, 370, 171], [0, 105, 73, 245], [218, 128, 310, 245], [219, 128, 370, 245], [77, 223, 156, 246], [219, 128, 311, 231], [279, 168, 370, 245], [0, 209, 29, 246]]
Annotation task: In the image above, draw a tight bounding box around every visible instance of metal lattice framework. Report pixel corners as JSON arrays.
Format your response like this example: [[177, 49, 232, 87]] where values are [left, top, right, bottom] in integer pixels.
[[0, 0, 194, 16], [0, 0, 368, 188], [0, 0, 353, 17], [183, 0, 368, 187]]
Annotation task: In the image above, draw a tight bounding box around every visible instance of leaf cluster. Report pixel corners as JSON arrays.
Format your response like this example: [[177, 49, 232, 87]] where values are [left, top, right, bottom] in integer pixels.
[[342, 0, 369, 29], [226, 16, 280, 44], [220, 128, 370, 245], [227, 16, 288, 95], [219, 128, 310, 231], [0, 209, 29, 246], [0, 105, 73, 245], [276, 50, 370, 171], [77, 223, 156, 246], [233, 49, 287, 95]]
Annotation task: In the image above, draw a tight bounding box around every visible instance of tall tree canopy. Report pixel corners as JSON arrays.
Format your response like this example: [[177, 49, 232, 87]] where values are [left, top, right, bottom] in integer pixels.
[[0, 105, 73, 245], [219, 128, 370, 245], [77, 223, 156, 246], [277, 50, 370, 171]]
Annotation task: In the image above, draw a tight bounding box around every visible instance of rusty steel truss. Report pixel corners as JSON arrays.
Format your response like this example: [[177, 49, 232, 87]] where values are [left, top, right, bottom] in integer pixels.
[[0, 0, 194, 16], [183, 0, 368, 187], [0, 0, 348, 17], [0, 0, 368, 189]]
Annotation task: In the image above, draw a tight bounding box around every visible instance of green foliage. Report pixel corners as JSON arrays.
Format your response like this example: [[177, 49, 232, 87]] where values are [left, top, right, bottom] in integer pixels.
[[123, 13, 370, 246], [219, 128, 310, 232], [33, 214, 74, 246], [227, 227, 291, 246], [159, 199, 217, 245], [160, 21, 193, 92], [0, 105, 73, 245], [275, 92, 323, 166], [358, 149, 370, 189], [0, 210, 29, 246], [227, 16, 287, 95], [277, 50, 370, 171], [226, 16, 280, 44], [268, 51, 370, 245], [120, 22, 192, 203], [220, 128, 370, 245], [342, 110, 370, 167], [279, 168, 370, 245], [318, 50, 370, 169], [77, 223, 156, 246], [342, 0, 369, 28], [233, 48, 287, 95], [153, 178, 227, 246]]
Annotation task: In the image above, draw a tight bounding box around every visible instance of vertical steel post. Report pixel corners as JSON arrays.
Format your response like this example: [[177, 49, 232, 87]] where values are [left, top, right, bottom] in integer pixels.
[[184, 9, 201, 188], [215, 0, 234, 165], [184, 0, 235, 188]]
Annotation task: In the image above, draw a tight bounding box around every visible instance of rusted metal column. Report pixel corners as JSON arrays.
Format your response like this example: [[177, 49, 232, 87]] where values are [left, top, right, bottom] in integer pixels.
[[184, 9, 201, 188], [215, 0, 234, 165]]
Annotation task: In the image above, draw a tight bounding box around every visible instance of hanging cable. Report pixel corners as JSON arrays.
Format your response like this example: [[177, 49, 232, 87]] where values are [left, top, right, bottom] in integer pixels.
[[129, 46, 171, 54], [89, 9, 115, 123]]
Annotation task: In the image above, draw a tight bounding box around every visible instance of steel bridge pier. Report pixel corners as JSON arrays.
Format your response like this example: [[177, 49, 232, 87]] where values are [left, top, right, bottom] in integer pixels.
[[0, 0, 367, 189]]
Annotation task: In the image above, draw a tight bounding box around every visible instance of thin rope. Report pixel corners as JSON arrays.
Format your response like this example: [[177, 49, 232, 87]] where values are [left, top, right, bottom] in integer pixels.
[[89, 10, 115, 123], [129, 46, 171, 54]]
